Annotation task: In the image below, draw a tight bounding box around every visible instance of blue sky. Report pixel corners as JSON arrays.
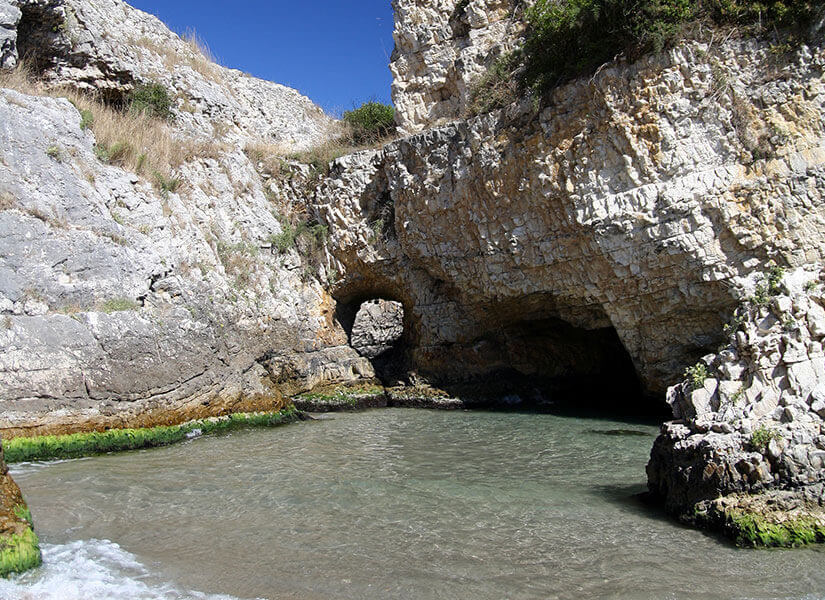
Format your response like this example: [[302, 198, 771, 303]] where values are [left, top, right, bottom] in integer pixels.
[[128, 0, 396, 116]]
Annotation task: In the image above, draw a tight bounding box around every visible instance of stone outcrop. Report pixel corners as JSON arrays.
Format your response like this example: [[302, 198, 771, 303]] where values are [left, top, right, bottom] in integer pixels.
[[0, 1, 19, 69], [390, 0, 526, 134], [0, 1, 373, 437], [350, 299, 404, 359], [647, 268, 825, 543], [319, 36, 825, 397], [14, 0, 335, 150]]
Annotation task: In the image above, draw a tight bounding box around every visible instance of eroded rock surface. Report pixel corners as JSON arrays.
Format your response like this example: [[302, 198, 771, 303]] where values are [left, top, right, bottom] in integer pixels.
[[0, 1, 19, 69], [390, 0, 526, 134], [647, 268, 825, 542], [0, 4, 372, 436], [320, 37, 825, 396]]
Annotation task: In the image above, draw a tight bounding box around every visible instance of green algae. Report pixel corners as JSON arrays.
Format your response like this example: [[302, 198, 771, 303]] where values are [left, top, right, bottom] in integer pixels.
[[730, 511, 825, 548], [2, 408, 300, 463], [0, 527, 41, 577]]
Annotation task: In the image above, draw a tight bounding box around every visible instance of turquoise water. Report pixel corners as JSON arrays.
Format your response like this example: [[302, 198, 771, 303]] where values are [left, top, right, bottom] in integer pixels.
[[2, 409, 824, 599]]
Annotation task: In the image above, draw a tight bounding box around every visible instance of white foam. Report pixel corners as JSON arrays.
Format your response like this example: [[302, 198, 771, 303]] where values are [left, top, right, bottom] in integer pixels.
[[0, 539, 254, 600]]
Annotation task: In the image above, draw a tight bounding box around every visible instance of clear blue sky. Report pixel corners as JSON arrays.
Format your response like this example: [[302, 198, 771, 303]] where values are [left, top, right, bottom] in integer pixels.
[[128, 0, 396, 116]]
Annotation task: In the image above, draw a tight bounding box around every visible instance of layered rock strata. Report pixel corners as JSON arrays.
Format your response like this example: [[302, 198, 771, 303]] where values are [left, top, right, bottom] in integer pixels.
[[390, 0, 526, 134], [647, 268, 825, 544], [0, 1, 372, 437], [319, 37, 825, 397]]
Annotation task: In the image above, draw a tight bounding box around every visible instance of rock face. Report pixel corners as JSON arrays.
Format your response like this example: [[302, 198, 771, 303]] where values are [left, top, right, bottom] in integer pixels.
[[390, 0, 526, 134], [0, 2, 372, 437], [15, 0, 335, 149], [647, 268, 825, 541], [0, 1, 19, 69], [320, 36, 825, 397], [350, 299, 405, 359]]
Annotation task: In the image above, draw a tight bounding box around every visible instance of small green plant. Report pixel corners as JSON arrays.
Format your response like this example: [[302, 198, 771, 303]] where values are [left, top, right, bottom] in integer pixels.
[[684, 362, 709, 390], [128, 81, 173, 120], [153, 171, 181, 196], [766, 263, 785, 295], [269, 220, 299, 254], [782, 315, 798, 332], [729, 386, 744, 404], [45, 145, 63, 161], [94, 141, 132, 165], [370, 218, 384, 242], [343, 101, 396, 145], [79, 108, 94, 130], [100, 298, 140, 313], [12, 505, 32, 524], [750, 425, 782, 452], [805, 279, 819, 292]]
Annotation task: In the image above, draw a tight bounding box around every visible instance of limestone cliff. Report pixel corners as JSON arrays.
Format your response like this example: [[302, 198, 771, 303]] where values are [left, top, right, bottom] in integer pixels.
[[390, 0, 526, 134], [319, 35, 825, 398], [0, 0, 371, 437]]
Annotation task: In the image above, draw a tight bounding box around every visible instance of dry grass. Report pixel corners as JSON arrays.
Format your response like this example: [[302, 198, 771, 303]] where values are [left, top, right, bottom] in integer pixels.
[[0, 63, 226, 186], [243, 141, 293, 178], [131, 30, 223, 83], [0, 190, 16, 211]]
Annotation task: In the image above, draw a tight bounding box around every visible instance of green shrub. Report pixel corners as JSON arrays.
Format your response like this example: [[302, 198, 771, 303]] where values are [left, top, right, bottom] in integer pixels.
[[520, 0, 818, 94], [128, 82, 173, 120], [94, 141, 132, 165], [684, 362, 708, 390], [45, 145, 63, 161], [79, 108, 94, 130], [343, 101, 396, 144], [750, 425, 782, 452]]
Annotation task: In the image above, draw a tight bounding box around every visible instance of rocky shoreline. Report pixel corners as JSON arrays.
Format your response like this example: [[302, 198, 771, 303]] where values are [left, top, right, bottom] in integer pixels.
[[647, 267, 825, 546], [0, 0, 824, 569]]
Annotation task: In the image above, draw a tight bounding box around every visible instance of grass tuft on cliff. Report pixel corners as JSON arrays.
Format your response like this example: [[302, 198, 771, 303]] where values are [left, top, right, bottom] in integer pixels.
[[0, 62, 224, 188], [2, 408, 301, 463]]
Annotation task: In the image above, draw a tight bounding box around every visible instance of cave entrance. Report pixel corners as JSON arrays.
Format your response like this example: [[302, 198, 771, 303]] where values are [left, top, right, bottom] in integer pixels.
[[339, 297, 407, 385], [453, 316, 662, 417]]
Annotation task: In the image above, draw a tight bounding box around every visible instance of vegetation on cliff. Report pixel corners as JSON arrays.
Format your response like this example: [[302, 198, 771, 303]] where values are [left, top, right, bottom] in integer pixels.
[[2, 408, 301, 463], [471, 0, 819, 111]]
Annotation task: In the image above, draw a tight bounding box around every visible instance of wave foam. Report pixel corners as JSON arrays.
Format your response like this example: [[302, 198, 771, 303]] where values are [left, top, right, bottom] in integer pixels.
[[0, 539, 252, 600]]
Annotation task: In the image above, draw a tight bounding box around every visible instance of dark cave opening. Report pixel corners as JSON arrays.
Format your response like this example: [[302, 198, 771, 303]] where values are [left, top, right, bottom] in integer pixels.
[[437, 316, 666, 419]]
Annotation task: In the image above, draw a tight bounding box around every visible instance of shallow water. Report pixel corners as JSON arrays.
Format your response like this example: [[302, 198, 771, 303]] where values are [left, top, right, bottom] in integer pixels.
[[2, 409, 824, 600]]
